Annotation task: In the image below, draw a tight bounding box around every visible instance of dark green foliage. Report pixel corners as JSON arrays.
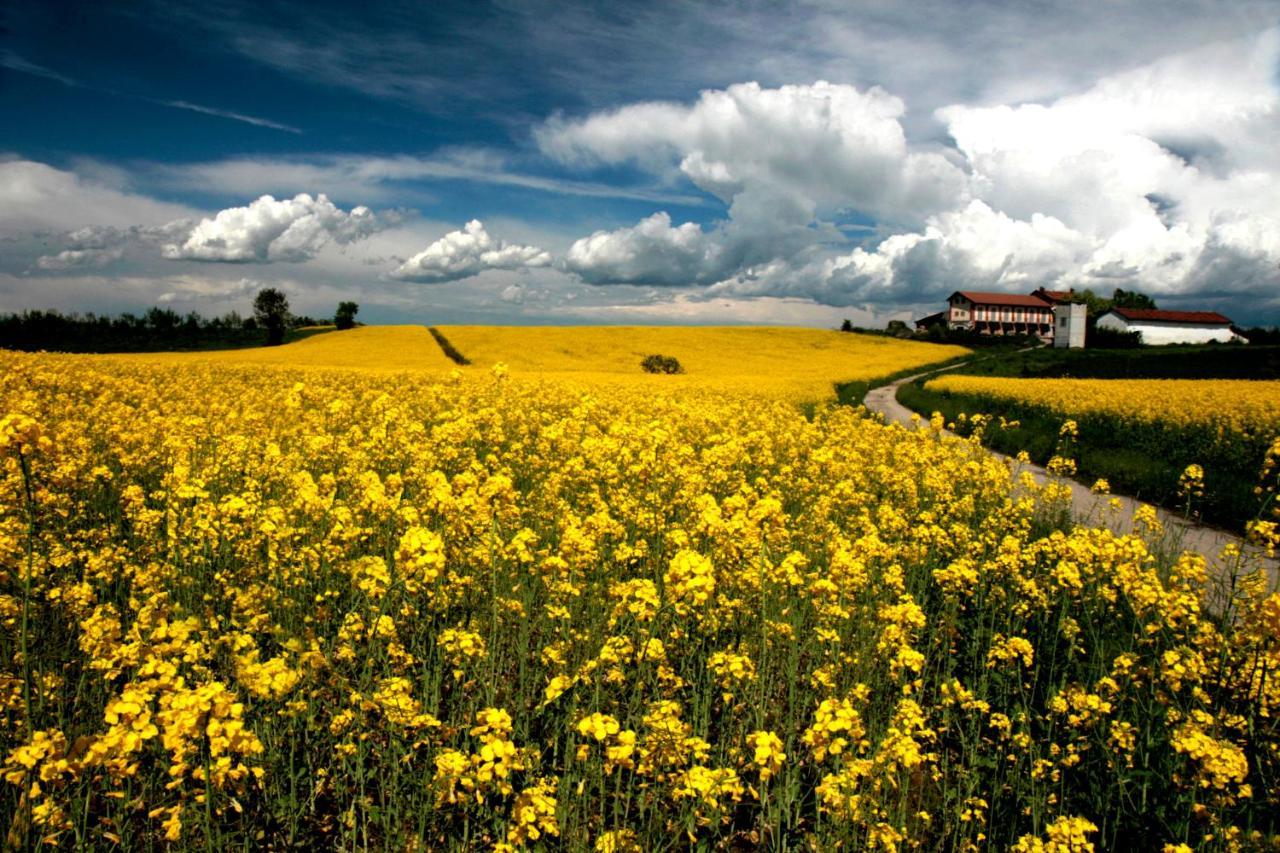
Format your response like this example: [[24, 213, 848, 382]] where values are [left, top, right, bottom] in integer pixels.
[[334, 302, 359, 330], [1110, 288, 1158, 310], [427, 327, 470, 365], [840, 318, 854, 332], [1085, 326, 1142, 349], [0, 308, 330, 353], [1073, 286, 1157, 321], [253, 288, 291, 346], [640, 354, 683, 374], [1240, 326, 1280, 345]]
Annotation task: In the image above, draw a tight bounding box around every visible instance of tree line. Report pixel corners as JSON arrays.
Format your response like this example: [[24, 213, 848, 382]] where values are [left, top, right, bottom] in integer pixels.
[[0, 289, 360, 353]]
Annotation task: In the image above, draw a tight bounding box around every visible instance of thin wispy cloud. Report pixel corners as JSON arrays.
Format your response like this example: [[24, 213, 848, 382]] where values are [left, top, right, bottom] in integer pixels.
[[0, 50, 77, 85], [147, 152, 712, 207], [159, 101, 302, 134], [1, 50, 301, 134]]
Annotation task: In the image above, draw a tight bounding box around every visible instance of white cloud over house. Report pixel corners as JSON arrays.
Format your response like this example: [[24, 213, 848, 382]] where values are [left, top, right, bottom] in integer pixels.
[[544, 29, 1280, 315]]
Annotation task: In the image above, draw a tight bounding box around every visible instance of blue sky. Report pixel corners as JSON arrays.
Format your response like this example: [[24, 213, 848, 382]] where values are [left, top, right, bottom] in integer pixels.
[[3, 0, 1279, 326]]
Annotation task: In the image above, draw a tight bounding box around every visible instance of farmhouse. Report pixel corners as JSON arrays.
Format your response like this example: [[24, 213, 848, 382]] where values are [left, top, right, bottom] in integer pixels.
[[942, 290, 1059, 342], [1095, 308, 1240, 345]]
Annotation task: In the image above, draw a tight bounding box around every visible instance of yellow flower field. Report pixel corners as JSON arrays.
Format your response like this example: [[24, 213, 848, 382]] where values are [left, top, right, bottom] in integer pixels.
[[2, 346, 1278, 850], [440, 325, 970, 401], [924, 376, 1280, 440], [117, 325, 968, 403]]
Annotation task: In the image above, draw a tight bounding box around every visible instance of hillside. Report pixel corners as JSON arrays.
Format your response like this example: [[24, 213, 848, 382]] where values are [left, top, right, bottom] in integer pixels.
[[111, 325, 969, 402]]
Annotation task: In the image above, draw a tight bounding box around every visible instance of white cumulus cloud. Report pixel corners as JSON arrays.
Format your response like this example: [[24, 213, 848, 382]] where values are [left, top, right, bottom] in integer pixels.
[[540, 80, 966, 224], [391, 220, 552, 283], [539, 80, 967, 287], [162, 193, 384, 262], [563, 212, 724, 286]]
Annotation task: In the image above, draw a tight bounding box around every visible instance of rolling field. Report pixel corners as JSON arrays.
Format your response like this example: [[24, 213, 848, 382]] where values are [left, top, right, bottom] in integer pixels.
[[439, 326, 970, 401], [113, 325, 970, 402], [2, 332, 1279, 850]]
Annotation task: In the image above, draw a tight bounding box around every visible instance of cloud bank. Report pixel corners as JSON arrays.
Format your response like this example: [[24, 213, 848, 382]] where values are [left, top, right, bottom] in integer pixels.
[[391, 220, 552, 283], [540, 29, 1280, 317]]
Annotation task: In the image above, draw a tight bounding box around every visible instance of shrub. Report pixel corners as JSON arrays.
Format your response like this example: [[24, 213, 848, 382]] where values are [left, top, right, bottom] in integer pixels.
[[1087, 326, 1142, 348], [640, 354, 683, 374]]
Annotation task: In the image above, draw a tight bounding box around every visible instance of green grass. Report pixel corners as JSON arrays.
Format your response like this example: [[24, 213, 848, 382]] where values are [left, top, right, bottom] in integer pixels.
[[833, 350, 993, 408]]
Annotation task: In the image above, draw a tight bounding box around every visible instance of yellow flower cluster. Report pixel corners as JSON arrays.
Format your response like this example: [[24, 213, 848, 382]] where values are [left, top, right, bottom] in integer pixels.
[[1, 346, 1277, 849]]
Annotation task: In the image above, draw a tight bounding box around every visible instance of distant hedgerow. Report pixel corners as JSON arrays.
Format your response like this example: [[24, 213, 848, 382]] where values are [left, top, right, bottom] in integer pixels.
[[640, 354, 684, 374]]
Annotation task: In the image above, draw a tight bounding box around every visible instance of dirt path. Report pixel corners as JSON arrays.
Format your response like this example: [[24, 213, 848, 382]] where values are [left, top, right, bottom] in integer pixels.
[[863, 367, 1277, 582]]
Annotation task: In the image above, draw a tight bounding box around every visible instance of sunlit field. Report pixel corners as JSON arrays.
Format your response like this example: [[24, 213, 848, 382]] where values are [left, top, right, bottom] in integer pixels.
[[440, 326, 970, 401], [112, 325, 969, 404], [2, 341, 1279, 850]]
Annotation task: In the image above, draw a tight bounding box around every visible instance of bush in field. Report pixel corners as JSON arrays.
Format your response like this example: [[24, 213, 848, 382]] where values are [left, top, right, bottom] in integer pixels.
[[640, 354, 683, 374]]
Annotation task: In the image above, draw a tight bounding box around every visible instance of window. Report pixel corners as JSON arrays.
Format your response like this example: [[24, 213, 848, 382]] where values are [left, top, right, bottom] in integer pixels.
[[1059, 317, 1067, 327]]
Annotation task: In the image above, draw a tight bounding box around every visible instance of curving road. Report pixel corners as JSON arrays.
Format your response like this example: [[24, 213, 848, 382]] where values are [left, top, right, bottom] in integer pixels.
[[863, 366, 1277, 586]]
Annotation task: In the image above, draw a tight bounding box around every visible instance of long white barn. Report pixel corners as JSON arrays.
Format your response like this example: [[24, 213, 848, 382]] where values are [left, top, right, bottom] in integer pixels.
[[1096, 307, 1239, 345]]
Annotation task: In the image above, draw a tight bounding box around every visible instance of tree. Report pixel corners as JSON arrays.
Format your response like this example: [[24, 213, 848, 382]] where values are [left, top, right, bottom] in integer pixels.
[[253, 288, 290, 346], [1111, 288, 1157, 310], [840, 318, 854, 332], [334, 301, 359, 330]]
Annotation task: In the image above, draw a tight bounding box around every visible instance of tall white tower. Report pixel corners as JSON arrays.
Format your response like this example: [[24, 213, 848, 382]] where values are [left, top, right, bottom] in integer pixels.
[[1053, 302, 1086, 348]]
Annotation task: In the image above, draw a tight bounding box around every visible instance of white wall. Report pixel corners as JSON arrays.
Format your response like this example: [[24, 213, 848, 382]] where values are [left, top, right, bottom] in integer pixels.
[[1053, 302, 1086, 348], [1096, 313, 1236, 345]]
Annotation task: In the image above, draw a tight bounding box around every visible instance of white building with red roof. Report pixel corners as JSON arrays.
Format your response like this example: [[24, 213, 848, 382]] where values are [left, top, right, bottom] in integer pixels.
[[1096, 307, 1241, 345]]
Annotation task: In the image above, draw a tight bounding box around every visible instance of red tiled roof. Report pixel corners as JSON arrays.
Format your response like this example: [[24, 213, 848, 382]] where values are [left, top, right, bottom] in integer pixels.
[[1109, 308, 1233, 325], [951, 291, 1052, 308], [1033, 289, 1075, 303]]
